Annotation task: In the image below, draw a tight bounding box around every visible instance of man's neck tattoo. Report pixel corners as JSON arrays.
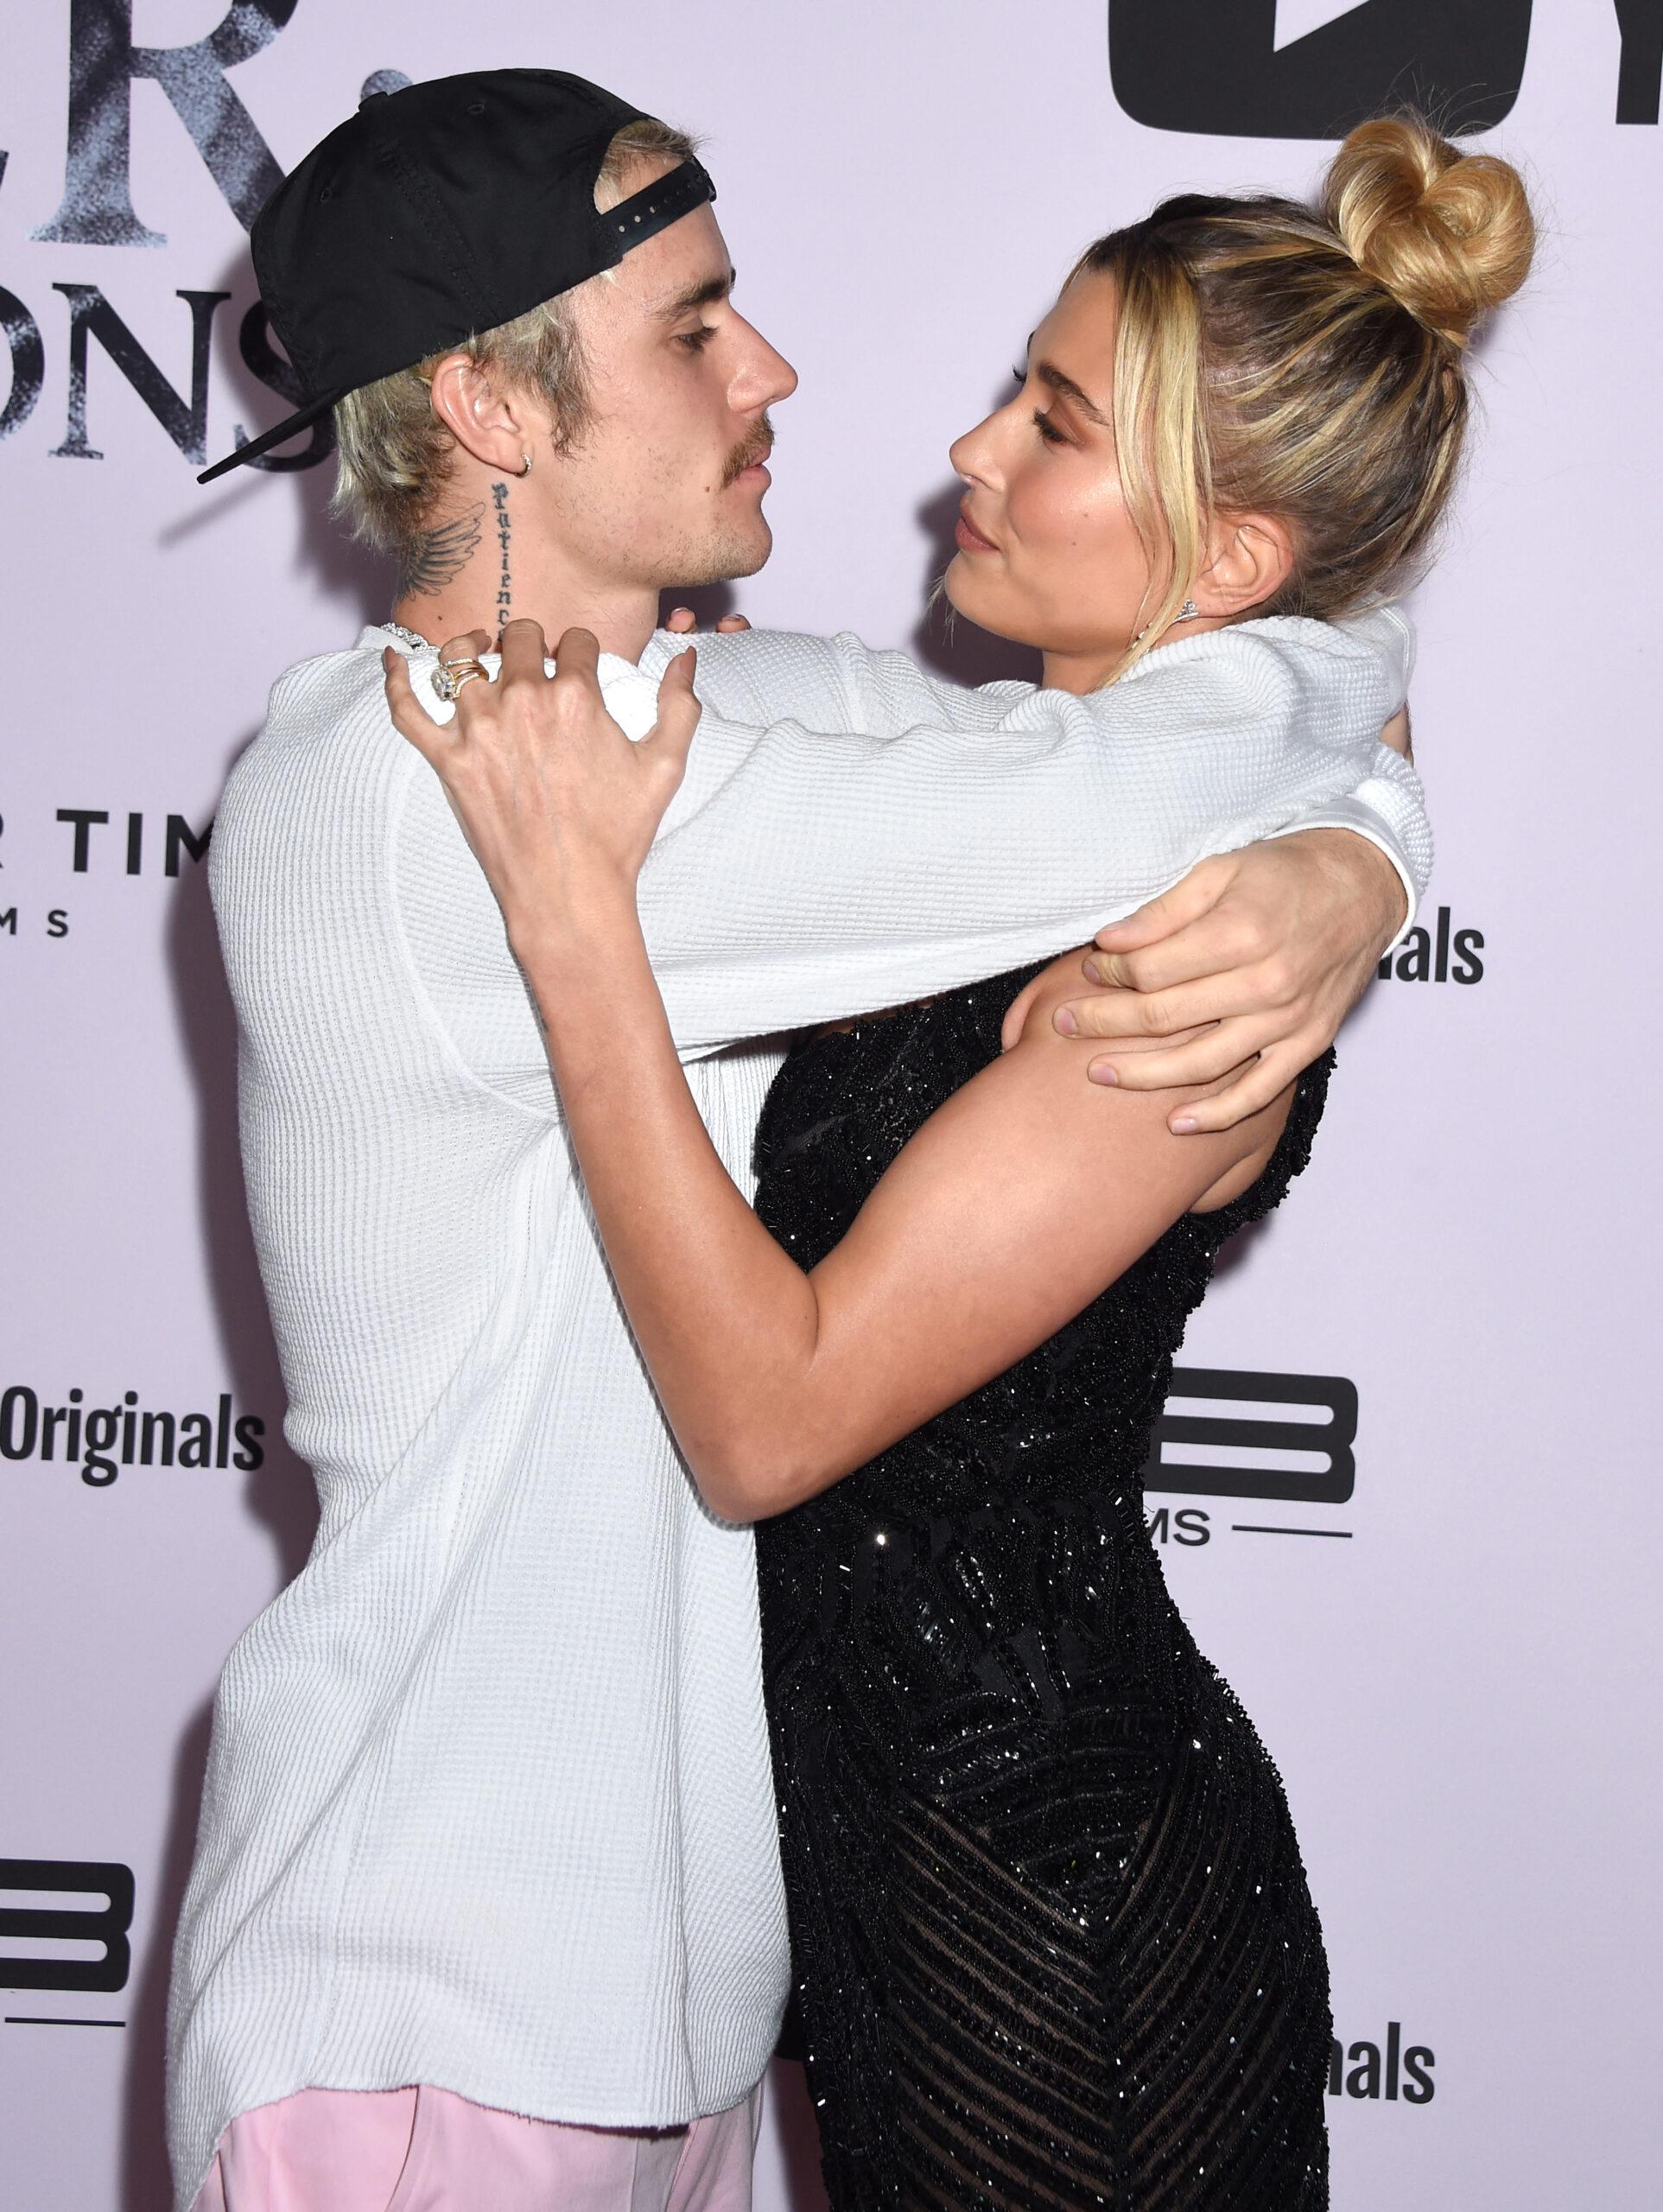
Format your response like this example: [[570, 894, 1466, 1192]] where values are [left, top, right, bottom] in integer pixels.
[[492, 480, 513, 632], [397, 503, 484, 601]]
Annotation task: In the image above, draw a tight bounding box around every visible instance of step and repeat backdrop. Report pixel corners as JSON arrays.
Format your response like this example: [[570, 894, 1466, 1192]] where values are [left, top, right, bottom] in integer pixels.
[[3, 4, 1659, 2208]]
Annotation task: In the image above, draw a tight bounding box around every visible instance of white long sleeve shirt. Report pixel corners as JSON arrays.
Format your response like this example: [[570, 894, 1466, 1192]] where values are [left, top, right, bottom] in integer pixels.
[[168, 612, 1427, 2204]]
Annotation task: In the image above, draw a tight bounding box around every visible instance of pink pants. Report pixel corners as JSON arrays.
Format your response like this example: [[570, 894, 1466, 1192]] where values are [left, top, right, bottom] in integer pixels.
[[190, 2082, 762, 2212]]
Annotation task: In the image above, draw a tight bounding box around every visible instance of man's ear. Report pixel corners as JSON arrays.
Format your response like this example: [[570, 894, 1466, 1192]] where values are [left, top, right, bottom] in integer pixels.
[[1192, 510, 1296, 620], [427, 352, 536, 477]]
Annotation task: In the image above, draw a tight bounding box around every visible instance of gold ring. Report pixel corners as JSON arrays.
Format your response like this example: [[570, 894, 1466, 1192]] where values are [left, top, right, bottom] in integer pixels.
[[433, 656, 489, 703]]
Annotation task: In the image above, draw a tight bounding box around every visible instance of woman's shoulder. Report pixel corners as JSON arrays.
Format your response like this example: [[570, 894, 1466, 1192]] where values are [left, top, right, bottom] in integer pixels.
[[1090, 608, 1407, 749], [1127, 605, 1411, 705]]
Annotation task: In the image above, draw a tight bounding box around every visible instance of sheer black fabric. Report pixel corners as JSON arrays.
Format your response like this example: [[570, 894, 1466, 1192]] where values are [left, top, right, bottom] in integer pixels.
[[752, 963, 1334, 2211]]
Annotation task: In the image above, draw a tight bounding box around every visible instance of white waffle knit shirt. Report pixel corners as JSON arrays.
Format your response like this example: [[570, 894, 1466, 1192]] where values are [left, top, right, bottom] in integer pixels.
[[168, 610, 1428, 2204]]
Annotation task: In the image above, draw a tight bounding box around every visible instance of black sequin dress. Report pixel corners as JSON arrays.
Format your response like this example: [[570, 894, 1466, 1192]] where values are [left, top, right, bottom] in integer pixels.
[[752, 962, 1334, 2212]]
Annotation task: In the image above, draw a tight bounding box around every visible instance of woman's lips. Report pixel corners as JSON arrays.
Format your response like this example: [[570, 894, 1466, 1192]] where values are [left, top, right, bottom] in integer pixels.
[[955, 506, 997, 553]]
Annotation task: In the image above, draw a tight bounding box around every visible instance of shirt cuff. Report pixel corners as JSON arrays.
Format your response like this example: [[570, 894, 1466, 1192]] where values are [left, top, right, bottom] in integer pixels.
[[1265, 785, 1429, 955]]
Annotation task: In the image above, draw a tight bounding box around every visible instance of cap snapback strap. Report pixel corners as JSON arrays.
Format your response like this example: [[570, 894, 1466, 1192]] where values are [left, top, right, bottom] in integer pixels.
[[600, 157, 717, 266]]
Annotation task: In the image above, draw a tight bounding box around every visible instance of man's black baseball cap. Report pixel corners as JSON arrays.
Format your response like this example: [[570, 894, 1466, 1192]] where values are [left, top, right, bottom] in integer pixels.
[[198, 68, 715, 485]]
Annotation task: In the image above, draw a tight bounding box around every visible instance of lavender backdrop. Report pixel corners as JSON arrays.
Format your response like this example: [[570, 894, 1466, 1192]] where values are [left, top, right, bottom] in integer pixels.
[[3, 4, 1659, 2207]]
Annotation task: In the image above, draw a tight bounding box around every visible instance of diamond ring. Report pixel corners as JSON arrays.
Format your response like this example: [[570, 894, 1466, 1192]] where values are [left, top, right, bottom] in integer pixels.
[[433, 656, 489, 703]]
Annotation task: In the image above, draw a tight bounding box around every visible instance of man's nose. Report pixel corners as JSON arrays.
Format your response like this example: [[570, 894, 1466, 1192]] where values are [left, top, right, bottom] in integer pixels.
[[731, 319, 798, 412]]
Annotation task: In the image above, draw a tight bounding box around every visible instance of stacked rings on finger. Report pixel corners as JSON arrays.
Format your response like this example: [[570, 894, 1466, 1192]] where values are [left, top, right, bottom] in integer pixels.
[[432, 656, 490, 703]]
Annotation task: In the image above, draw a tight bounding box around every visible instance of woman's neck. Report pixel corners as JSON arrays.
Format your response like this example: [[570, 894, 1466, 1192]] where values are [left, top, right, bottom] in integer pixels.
[[1041, 613, 1233, 695]]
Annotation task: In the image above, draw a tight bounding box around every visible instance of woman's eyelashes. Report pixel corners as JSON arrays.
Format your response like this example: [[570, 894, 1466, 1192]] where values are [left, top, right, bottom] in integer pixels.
[[1012, 370, 1066, 446]]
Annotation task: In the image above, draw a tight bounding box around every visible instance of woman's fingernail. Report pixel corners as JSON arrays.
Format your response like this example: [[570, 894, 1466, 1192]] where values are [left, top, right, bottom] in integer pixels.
[[1089, 1062, 1118, 1086], [1170, 1116, 1199, 1135], [1082, 958, 1102, 982], [1054, 1007, 1076, 1035]]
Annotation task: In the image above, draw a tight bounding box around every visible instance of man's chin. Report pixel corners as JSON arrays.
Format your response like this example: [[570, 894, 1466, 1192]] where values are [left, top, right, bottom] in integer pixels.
[[724, 531, 772, 582], [673, 518, 773, 589]]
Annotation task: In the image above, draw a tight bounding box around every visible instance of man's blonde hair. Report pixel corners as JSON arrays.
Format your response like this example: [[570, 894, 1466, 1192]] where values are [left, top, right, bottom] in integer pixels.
[[1074, 114, 1534, 678], [330, 118, 700, 555]]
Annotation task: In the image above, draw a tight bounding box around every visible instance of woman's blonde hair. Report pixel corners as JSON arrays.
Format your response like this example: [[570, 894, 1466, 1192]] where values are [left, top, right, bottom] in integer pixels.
[[1076, 114, 1535, 675], [330, 118, 700, 555]]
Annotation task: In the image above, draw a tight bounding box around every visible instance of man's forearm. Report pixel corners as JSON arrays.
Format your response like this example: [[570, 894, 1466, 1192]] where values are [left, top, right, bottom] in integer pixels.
[[639, 677, 1425, 1055], [1268, 764, 1426, 954], [1273, 823, 1410, 963]]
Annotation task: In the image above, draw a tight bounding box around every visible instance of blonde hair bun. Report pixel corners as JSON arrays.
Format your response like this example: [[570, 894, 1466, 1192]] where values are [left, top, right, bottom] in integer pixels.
[[1323, 115, 1534, 347]]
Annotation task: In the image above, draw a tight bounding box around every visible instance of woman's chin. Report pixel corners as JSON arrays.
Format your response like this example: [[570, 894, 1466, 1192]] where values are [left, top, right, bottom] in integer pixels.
[[943, 560, 1028, 649]]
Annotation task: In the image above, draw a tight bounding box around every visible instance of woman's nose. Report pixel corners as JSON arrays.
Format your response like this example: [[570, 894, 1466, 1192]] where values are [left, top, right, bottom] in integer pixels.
[[949, 414, 999, 488]]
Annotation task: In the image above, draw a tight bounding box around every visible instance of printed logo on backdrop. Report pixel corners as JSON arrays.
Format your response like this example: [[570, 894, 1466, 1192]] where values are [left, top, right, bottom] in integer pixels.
[[1329, 2022, 1436, 2104], [0, 804, 213, 942], [1142, 1368, 1356, 1548], [1108, 0, 1662, 134], [0, 2, 412, 467], [2, 1860, 133, 2033], [0, 1384, 263, 1484], [1376, 904, 1485, 984]]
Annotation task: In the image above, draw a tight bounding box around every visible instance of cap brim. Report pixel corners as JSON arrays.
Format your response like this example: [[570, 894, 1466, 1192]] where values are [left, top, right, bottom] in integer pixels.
[[197, 389, 342, 485]]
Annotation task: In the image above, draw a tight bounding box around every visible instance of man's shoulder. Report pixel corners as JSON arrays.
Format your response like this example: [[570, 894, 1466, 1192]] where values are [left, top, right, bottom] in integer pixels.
[[238, 635, 401, 772], [219, 637, 414, 832], [209, 634, 527, 1063], [210, 634, 449, 945]]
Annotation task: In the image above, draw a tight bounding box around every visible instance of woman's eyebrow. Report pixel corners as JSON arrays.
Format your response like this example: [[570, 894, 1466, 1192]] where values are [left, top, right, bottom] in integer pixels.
[[1033, 359, 1110, 426]]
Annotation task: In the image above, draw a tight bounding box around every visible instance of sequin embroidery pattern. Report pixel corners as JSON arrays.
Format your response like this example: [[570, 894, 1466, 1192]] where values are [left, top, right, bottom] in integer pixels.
[[752, 961, 1336, 2211]]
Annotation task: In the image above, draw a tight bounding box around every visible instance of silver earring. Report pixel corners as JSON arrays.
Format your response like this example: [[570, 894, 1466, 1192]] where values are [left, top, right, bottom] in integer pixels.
[[517, 449, 533, 478], [1133, 599, 1203, 645]]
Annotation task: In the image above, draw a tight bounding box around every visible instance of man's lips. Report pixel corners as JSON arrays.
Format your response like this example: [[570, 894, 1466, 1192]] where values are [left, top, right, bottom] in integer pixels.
[[727, 442, 774, 487], [955, 504, 997, 553]]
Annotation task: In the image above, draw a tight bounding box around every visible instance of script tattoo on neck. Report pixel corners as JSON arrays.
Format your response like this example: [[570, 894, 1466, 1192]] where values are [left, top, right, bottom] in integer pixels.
[[396, 503, 484, 601], [492, 480, 512, 631]]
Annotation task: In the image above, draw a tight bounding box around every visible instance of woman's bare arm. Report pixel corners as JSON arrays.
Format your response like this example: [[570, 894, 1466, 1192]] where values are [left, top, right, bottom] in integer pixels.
[[530, 919, 1289, 1520]]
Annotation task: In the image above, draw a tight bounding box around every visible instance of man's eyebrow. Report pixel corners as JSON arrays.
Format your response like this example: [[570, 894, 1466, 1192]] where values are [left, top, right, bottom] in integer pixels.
[[1033, 359, 1110, 427], [652, 268, 736, 321]]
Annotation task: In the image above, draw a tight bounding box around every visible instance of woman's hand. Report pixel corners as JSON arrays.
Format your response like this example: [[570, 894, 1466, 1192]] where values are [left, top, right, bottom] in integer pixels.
[[664, 605, 750, 634], [383, 617, 701, 965]]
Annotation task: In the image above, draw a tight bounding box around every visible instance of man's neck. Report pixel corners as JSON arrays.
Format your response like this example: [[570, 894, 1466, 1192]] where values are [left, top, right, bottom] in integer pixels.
[[389, 486, 660, 664]]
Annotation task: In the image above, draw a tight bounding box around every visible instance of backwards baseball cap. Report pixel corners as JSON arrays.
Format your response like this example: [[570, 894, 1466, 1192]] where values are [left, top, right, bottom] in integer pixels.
[[198, 68, 715, 485]]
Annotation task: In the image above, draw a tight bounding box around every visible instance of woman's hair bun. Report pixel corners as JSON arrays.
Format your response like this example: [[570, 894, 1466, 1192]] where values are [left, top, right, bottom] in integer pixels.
[[1323, 114, 1534, 346]]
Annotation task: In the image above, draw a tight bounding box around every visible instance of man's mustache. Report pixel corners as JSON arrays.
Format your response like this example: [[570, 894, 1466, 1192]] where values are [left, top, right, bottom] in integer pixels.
[[720, 415, 776, 488]]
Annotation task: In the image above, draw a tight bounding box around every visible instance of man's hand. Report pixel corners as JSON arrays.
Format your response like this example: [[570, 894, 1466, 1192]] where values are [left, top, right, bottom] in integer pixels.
[[1026, 830, 1409, 1135]]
